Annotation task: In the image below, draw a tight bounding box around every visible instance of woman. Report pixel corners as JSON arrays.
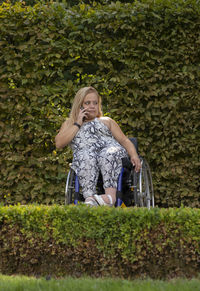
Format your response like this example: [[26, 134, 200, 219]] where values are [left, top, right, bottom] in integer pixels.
[[55, 86, 141, 206]]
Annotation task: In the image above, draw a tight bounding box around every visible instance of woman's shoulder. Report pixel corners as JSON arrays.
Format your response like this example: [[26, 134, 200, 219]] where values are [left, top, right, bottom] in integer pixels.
[[98, 116, 111, 121], [98, 116, 114, 130]]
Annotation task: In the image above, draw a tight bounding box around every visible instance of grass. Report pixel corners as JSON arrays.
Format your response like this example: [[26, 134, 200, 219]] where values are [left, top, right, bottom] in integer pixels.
[[0, 275, 200, 291]]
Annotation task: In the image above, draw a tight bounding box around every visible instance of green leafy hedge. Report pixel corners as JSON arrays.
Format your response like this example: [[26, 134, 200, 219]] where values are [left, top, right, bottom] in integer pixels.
[[0, 0, 137, 8], [0, 205, 199, 278], [0, 1, 199, 207]]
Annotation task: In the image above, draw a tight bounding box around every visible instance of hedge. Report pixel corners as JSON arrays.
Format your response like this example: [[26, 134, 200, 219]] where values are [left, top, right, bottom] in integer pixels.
[[0, 0, 138, 8], [0, 205, 199, 278], [0, 1, 199, 207]]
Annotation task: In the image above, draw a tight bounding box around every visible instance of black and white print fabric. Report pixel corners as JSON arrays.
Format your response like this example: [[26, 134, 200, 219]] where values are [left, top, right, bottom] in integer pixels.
[[70, 118, 128, 198]]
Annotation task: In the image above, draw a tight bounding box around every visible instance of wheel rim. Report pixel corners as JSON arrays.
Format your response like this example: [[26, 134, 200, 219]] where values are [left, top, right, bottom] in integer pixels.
[[138, 159, 154, 209], [65, 169, 75, 205], [145, 160, 155, 208]]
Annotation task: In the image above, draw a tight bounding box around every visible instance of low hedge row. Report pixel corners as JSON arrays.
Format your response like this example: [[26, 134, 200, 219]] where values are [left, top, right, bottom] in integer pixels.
[[0, 205, 199, 279]]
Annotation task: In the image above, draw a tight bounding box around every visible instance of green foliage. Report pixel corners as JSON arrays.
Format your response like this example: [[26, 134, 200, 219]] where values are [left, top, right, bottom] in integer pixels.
[[0, 205, 199, 278], [0, 0, 199, 206], [0, 0, 138, 8]]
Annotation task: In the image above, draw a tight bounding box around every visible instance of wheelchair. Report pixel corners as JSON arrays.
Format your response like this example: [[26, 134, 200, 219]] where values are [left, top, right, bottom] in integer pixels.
[[65, 138, 154, 209]]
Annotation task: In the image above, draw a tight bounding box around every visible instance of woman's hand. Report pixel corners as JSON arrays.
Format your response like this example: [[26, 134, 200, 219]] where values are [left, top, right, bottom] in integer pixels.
[[131, 154, 142, 172], [76, 108, 88, 125]]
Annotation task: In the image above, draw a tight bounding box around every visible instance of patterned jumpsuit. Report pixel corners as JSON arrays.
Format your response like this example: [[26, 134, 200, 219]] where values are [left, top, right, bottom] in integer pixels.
[[70, 118, 128, 199]]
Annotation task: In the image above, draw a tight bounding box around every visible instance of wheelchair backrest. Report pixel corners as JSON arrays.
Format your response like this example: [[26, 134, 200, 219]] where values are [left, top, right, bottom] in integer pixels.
[[129, 137, 138, 153]]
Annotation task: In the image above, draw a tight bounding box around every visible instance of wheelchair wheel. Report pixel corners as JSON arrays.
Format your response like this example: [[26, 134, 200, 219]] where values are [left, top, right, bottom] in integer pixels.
[[131, 158, 154, 209], [65, 168, 75, 205], [145, 159, 155, 208]]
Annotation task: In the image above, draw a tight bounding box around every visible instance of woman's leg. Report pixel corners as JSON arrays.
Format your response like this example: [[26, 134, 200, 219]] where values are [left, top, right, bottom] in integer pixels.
[[73, 150, 99, 199], [96, 146, 125, 206]]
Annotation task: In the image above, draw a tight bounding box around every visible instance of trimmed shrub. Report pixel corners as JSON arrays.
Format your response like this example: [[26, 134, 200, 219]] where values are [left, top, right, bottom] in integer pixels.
[[0, 1, 199, 207], [0, 0, 138, 7], [0, 205, 199, 278]]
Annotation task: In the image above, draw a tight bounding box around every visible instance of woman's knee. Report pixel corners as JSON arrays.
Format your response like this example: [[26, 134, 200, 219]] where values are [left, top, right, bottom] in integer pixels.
[[98, 146, 124, 164]]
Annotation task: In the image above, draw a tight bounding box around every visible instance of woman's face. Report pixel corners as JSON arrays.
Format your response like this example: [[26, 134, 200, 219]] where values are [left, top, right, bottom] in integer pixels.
[[82, 92, 99, 120]]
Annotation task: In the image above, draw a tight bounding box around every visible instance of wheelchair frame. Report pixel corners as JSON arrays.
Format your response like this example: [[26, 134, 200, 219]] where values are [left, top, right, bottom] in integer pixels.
[[65, 138, 154, 209]]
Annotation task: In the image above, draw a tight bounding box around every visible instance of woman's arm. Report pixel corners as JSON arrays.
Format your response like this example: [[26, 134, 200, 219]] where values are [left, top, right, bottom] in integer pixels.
[[108, 118, 141, 172], [55, 120, 80, 149], [55, 108, 87, 149]]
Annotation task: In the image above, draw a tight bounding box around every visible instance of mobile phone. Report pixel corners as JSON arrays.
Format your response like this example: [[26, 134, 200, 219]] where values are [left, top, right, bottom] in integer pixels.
[[80, 106, 86, 121]]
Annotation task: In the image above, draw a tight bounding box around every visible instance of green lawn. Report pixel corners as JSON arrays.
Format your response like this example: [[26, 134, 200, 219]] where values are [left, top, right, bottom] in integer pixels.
[[0, 275, 200, 291]]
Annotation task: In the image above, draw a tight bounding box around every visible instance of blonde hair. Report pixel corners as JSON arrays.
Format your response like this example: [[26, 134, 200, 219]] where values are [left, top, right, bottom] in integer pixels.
[[68, 87, 103, 124]]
